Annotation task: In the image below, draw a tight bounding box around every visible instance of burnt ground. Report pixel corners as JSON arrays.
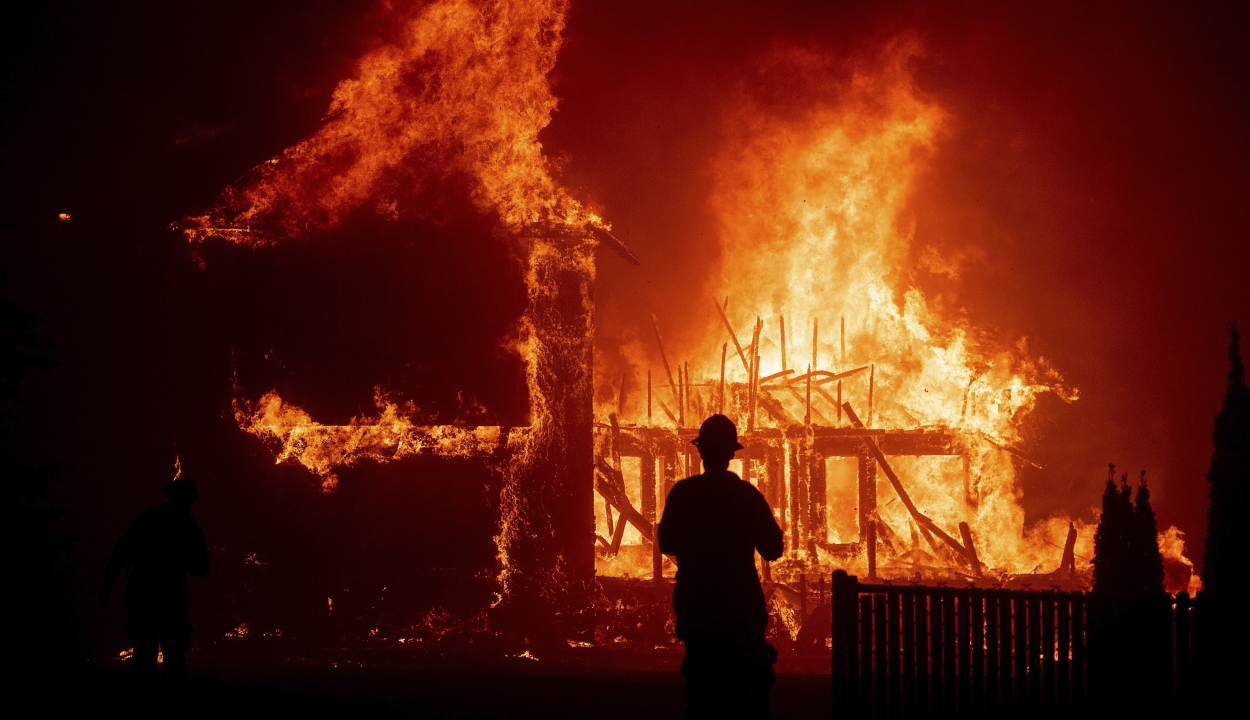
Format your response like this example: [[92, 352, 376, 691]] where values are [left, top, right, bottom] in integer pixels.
[[45, 653, 832, 719]]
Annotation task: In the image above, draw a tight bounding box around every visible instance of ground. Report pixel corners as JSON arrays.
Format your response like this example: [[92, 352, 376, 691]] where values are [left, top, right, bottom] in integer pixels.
[[46, 652, 832, 719]]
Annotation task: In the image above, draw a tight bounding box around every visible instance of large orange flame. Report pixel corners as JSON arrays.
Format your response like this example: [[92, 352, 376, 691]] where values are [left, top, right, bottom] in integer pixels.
[[184, 0, 603, 612], [594, 39, 1193, 587], [180, 0, 601, 244]]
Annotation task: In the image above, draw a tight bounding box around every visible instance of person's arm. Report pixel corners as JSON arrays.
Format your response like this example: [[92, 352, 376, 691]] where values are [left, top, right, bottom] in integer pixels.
[[657, 485, 684, 557], [99, 521, 137, 606], [753, 491, 785, 562]]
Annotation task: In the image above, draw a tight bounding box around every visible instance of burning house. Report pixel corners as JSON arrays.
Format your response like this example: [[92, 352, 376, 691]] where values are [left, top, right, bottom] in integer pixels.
[[171, 0, 1201, 649]]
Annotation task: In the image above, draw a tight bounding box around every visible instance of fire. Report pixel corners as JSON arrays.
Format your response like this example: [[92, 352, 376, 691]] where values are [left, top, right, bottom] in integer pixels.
[[179, 0, 599, 244], [236, 389, 509, 492], [178, 0, 1202, 623], [708, 40, 1058, 577], [181, 0, 608, 611], [593, 39, 1110, 584], [1158, 525, 1202, 596]]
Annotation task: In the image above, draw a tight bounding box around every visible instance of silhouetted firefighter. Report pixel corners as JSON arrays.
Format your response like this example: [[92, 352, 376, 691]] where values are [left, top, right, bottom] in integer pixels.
[[100, 477, 209, 678], [659, 415, 784, 720]]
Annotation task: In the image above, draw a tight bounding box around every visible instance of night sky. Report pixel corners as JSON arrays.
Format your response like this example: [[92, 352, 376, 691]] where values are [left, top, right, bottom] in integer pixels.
[[2, 1, 1246, 657]]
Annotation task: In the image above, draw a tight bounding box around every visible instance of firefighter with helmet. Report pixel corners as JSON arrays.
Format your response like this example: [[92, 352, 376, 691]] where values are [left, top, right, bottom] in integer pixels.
[[659, 414, 785, 719], [100, 475, 209, 678]]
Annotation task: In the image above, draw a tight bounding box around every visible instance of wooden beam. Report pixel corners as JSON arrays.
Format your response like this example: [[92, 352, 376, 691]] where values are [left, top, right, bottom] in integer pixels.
[[713, 297, 752, 375], [843, 402, 976, 567], [779, 315, 787, 376], [650, 313, 679, 405], [788, 366, 868, 386], [975, 431, 1045, 470], [655, 397, 679, 427], [587, 224, 641, 266], [760, 369, 795, 384], [959, 521, 983, 577], [594, 459, 654, 542], [719, 343, 727, 414]]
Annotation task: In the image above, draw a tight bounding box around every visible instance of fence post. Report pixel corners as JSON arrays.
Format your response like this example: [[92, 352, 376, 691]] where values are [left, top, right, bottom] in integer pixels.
[[831, 571, 859, 714], [1174, 592, 1190, 701]]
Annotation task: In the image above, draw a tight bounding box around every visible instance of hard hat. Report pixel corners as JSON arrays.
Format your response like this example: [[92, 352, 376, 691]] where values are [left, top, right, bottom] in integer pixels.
[[691, 414, 744, 451], [163, 477, 199, 503]]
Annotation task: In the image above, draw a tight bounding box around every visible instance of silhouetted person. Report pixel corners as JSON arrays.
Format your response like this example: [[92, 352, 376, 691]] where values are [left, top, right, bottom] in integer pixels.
[[100, 477, 209, 679], [659, 415, 785, 720]]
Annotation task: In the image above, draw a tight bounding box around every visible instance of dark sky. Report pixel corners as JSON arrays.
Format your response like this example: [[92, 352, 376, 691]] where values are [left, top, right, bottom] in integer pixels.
[[1, 0, 1247, 650]]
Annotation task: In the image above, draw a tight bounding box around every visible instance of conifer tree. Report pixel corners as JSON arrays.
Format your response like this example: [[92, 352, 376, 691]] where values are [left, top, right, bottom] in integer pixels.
[[1132, 472, 1166, 599], [1203, 321, 1249, 595], [1093, 464, 1131, 600]]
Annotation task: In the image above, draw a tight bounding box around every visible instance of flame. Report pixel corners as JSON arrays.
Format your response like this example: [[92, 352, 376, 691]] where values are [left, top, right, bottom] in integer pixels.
[[179, 0, 600, 245], [184, 0, 600, 614], [235, 389, 509, 492], [596, 39, 1079, 581], [188, 0, 597, 489], [1158, 525, 1202, 596]]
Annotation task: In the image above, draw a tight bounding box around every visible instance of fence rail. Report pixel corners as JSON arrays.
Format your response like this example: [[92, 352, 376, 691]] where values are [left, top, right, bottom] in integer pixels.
[[830, 571, 1201, 718], [831, 572, 1088, 718]]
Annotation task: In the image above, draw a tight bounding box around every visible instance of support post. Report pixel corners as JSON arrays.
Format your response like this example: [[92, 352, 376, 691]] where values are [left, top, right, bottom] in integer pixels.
[[641, 452, 660, 580], [810, 449, 827, 553], [831, 570, 859, 714], [495, 233, 594, 641], [788, 442, 802, 555], [780, 315, 787, 373], [719, 343, 727, 414], [798, 434, 811, 557], [858, 448, 878, 578]]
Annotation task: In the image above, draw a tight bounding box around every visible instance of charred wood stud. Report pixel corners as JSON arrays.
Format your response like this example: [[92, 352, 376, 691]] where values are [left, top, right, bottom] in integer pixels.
[[959, 521, 983, 578], [780, 315, 787, 376], [843, 402, 974, 568], [714, 297, 752, 375], [650, 313, 679, 407]]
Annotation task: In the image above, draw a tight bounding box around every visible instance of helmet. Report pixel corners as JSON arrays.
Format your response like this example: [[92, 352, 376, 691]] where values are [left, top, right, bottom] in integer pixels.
[[163, 477, 199, 504], [691, 414, 744, 452]]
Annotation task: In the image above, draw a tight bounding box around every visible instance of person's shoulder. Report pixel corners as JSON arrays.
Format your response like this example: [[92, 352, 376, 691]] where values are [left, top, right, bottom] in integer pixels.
[[668, 475, 700, 496], [732, 475, 769, 502], [133, 506, 164, 524]]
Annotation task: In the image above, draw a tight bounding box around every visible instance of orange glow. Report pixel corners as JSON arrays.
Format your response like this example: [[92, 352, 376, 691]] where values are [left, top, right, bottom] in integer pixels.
[[179, 0, 603, 245], [591, 39, 1139, 585], [184, 0, 604, 607], [1158, 525, 1202, 596], [236, 389, 510, 492]]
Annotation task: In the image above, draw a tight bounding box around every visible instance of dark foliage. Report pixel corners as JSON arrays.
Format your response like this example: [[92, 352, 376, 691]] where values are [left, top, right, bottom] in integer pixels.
[[1203, 321, 1249, 595], [1090, 464, 1170, 707], [1092, 465, 1167, 602], [0, 284, 74, 673], [1092, 464, 1131, 599], [1131, 472, 1166, 601], [0, 284, 54, 403]]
